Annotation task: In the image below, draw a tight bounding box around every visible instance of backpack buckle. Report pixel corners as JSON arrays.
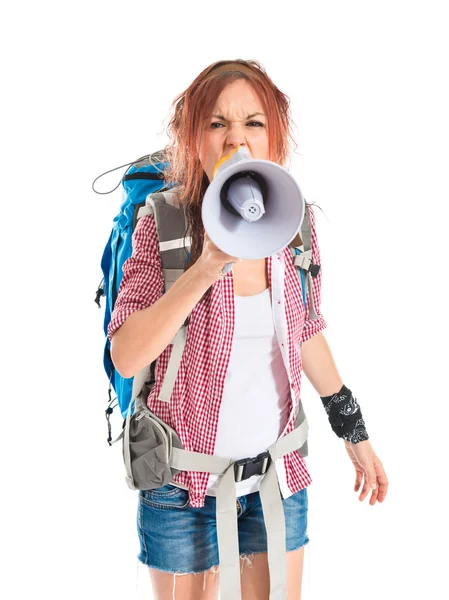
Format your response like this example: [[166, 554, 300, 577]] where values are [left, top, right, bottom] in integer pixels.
[[234, 451, 271, 483], [310, 263, 321, 278]]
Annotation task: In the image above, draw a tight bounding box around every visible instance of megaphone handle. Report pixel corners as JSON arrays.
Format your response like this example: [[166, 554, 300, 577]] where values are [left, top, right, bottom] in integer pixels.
[[222, 262, 233, 274]]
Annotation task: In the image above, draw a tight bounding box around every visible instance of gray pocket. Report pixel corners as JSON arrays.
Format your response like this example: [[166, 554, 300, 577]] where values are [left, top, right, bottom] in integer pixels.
[[124, 409, 180, 490]]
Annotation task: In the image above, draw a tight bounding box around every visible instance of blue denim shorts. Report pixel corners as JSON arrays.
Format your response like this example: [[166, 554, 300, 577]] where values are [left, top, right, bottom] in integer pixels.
[[137, 483, 309, 574]]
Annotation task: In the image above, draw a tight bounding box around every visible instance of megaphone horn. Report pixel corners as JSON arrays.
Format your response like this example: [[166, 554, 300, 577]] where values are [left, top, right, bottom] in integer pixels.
[[202, 147, 305, 271]]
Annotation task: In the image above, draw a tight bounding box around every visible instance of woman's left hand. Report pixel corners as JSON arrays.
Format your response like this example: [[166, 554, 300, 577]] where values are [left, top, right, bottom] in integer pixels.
[[343, 439, 389, 505]]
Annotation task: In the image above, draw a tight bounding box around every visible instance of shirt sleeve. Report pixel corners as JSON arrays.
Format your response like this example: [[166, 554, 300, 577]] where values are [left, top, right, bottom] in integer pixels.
[[107, 214, 165, 342], [301, 204, 327, 343]]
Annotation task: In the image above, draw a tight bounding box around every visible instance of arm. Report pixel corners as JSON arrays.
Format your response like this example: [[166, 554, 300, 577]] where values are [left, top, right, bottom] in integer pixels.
[[112, 262, 214, 378], [301, 330, 343, 396], [300, 204, 341, 395], [108, 214, 215, 379]]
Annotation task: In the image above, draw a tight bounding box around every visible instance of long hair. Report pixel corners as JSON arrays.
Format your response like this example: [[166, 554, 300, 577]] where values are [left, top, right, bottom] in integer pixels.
[[163, 59, 297, 270]]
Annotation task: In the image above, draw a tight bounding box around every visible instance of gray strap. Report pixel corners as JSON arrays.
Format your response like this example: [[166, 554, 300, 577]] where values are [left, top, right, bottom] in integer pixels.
[[171, 448, 232, 473], [159, 237, 192, 252], [163, 268, 187, 292], [293, 248, 312, 271], [259, 461, 288, 599], [306, 271, 320, 320], [123, 403, 135, 490], [299, 205, 320, 319], [136, 204, 154, 221], [268, 418, 308, 462], [301, 205, 312, 251], [132, 366, 151, 410], [216, 464, 242, 598], [110, 366, 150, 446], [169, 418, 308, 600], [158, 326, 187, 403]]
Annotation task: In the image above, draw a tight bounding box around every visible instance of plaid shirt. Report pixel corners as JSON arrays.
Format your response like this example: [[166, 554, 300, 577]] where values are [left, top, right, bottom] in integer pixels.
[[108, 205, 326, 508]]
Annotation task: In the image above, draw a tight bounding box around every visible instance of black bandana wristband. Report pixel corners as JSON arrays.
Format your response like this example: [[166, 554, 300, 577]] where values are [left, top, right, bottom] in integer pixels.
[[320, 385, 369, 443]]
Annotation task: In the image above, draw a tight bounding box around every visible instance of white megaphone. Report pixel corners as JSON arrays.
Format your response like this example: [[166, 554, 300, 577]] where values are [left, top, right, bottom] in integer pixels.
[[202, 146, 305, 274]]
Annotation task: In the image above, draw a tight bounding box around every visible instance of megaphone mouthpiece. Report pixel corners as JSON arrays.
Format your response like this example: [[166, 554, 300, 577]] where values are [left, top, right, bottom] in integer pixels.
[[227, 176, 265, 222]]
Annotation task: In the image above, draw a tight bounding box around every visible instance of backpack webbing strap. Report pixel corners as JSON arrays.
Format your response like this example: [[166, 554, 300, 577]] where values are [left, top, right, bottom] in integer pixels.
[[289, 205, 320, 321], [158, 325, 187, 403], [136, 190, 192, 403], [136, 204, 154, 220], [170, 417, 309, 600]]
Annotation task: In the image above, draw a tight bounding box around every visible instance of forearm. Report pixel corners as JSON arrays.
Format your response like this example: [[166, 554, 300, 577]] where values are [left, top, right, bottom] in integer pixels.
[[301, 331, 343, 396], [111, 263, 215, 378]]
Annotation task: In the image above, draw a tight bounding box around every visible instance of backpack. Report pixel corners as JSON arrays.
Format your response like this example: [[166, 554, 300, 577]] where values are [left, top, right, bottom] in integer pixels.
[[93, 150, 321, 445], [93, 151, 169, 444]]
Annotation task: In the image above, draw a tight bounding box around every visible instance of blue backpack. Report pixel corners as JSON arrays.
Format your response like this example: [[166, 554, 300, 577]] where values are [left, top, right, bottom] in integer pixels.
[[93, 151, 170, 444], [94, 151, 320, 445]]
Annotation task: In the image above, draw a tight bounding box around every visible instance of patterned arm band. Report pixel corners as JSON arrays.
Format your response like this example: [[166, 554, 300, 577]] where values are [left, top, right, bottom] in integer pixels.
[[320, 385, 369, 443]]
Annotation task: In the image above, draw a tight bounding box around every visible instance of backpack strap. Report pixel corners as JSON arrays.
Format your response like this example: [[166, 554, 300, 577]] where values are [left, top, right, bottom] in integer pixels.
[[135, 190, 191, 404], [137, 190, 191, 291], [289, 204, 321, 321]]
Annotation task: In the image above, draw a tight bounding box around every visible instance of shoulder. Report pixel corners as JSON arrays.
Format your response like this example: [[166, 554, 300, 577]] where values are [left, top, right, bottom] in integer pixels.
[[133, 213, 160, 248]]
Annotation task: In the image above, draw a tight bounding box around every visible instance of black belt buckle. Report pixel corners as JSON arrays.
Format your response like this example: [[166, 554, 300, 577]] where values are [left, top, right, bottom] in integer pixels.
[[234, 451, 271, 483]]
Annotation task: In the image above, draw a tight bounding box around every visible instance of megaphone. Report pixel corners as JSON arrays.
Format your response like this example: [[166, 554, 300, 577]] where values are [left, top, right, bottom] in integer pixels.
[[202, 147, 305, 274]]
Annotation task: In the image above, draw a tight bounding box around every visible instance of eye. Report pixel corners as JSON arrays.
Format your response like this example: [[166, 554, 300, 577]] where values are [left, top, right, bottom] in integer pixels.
[[247, 121, 264, 127], [210, 122, 225, 129]]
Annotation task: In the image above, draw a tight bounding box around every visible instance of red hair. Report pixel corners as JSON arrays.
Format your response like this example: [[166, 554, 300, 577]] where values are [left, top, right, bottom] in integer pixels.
[[163, 59, 297, 268]]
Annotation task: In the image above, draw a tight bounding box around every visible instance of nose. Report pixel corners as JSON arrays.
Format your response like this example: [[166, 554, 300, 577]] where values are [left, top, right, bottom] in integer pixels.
[[225, 123, 247, 150]]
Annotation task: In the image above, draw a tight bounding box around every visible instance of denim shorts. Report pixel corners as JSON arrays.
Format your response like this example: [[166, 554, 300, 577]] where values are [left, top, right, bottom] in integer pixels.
[[137, 483, 309, 574]]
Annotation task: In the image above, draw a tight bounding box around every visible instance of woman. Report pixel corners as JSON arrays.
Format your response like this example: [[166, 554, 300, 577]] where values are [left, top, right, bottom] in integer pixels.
[[108, 59, 389, 600]]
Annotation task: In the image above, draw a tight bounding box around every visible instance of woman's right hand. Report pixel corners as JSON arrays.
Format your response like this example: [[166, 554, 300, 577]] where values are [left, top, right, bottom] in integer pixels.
[[195, 231, 242, 282]]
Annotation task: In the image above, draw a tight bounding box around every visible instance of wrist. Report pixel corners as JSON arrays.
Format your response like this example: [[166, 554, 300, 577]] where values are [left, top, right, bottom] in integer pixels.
[[320, 385, 369, 443], [189, 260, 217, 288]]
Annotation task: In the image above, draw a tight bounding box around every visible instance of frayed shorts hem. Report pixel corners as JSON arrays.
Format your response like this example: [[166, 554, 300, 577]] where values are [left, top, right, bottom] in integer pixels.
[[137, 555, 220, 576], [137, 538, 310, 576]]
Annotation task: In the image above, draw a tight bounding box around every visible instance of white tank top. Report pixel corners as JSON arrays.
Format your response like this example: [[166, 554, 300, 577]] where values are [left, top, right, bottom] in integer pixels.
[[206, 287, 291, 497]]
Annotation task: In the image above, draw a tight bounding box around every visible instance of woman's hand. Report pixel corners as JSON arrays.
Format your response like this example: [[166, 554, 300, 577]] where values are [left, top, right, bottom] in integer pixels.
[[343, 439, 389, 505], [195, 231, 241, 282]]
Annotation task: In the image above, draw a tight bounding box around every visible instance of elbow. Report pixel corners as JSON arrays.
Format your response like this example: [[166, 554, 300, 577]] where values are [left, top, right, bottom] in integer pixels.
[[110, 334, 135, 379], [110, 331, 157, 379]]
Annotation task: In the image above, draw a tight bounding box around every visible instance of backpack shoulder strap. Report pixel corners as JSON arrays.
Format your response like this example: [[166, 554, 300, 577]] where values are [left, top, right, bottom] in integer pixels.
[[137, 190, 192, 291], [135, 190, 191, 405], [289, 203, 321, 320]]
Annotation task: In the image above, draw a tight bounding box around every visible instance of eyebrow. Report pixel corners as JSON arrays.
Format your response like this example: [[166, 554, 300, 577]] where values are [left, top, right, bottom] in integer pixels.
[[211, 112, 265, 121]]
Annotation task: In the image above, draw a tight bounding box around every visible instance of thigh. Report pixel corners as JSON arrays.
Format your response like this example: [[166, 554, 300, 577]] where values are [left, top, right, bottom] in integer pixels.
[[137, 484, 219, 580], [148, 566, 220, 600], [238, 487, 310, 599], [238, 487, 310, 554], [240, 546, 305, 600]]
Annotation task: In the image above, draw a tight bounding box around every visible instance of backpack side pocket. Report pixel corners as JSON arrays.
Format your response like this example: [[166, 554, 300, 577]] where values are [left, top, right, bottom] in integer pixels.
[[125, 409, 176, 490]]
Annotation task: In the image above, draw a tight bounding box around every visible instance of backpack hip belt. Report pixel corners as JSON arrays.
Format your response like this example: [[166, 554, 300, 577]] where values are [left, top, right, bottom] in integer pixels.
[[123, 385, 308, 600]]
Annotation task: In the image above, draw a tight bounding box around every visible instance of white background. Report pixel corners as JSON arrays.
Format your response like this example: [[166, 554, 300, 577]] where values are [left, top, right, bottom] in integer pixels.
[[1, 0, 448, 598]]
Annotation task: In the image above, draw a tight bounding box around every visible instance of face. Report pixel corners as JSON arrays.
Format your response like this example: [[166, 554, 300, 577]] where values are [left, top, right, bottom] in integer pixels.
[[196, 78, 269, 182]]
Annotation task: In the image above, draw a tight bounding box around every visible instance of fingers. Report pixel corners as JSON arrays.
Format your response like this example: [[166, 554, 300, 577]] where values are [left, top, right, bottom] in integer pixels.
[[203, 231, 240, 262], [358, 474, 371, 502], [374, 458, 389, 503], [357, 458, 389, 505], [354, 470, 363, 492]]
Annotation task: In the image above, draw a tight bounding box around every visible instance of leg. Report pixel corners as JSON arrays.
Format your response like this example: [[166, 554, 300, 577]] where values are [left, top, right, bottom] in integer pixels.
[[148, 565, 220, 600], [240, 545, 306, 600]]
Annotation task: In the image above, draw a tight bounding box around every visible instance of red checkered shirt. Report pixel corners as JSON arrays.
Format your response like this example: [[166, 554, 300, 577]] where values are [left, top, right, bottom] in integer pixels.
[[107, 204, 326, 508]]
